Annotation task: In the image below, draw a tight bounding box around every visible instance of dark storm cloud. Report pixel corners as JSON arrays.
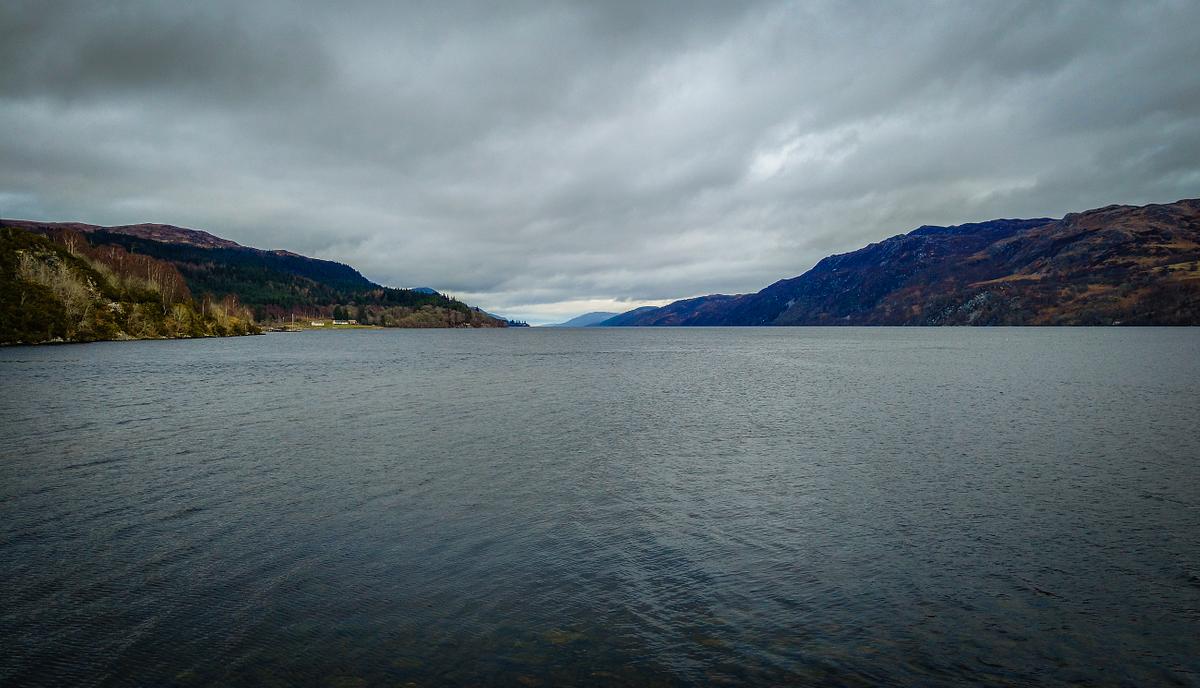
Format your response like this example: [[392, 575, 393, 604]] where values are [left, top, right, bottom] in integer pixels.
[[3, 0, 1199, 323]]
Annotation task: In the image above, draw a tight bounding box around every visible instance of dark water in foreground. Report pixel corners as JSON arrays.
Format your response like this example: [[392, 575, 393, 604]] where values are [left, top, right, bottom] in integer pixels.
[[1, 328, 1198, 687]]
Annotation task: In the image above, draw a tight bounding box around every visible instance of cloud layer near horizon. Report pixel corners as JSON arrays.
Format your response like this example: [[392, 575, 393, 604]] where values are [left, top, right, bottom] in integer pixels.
[[3, 0, 1199, 323]]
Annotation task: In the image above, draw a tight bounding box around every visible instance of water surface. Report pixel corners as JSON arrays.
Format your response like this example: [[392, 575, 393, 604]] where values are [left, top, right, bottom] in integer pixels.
[[2, 328, 1198, 686]]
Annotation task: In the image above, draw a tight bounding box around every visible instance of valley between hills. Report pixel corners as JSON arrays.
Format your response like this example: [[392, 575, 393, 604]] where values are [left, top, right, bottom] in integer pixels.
[[4, 196, 1199, 345]]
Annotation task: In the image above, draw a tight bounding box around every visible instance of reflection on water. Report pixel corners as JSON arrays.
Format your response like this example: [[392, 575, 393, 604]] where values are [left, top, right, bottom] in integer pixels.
[[1, 328, 1198, 686]]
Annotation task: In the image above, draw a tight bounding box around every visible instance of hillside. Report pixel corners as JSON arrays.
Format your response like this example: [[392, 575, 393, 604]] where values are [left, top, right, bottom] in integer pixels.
[[602, 198, 1200, 326], [1, 226, 257, 345], [5, 220, 507, 328]]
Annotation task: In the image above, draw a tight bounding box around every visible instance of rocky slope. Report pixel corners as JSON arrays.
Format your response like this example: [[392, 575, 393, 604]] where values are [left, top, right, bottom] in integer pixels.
[[602, 198, 1200, 326]]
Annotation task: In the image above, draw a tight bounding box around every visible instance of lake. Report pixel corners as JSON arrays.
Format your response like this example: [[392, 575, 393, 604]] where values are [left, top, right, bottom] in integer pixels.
[[1, 328, 1198, 686]]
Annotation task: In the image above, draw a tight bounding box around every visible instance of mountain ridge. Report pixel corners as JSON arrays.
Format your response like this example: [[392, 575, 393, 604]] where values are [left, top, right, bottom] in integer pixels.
[[2, 220, 245, 250], [600, 198, 1200, 326]]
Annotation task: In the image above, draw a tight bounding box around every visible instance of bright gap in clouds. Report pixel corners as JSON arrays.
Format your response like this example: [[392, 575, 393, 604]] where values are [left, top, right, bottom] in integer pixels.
[[459, 298, 671, 327]]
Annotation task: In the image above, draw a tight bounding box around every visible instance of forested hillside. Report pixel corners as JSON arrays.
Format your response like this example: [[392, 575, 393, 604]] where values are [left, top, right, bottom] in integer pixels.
[[6, 220, 507, 328], [1, 226, 257, 345]]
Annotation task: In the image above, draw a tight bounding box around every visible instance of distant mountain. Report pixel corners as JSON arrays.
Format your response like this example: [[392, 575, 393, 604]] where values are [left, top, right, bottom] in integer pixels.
[[411, 287, 439, 295], [4, 220, 507, 328], [597, 297, 742, 326], [544, 311, 619, 327], [607, 198, 1200, 326], [591, 306, 660, 326]]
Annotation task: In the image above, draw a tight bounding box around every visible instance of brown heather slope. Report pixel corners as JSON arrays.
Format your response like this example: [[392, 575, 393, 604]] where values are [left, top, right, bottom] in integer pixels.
[[2, 220, 243, 249], [604, 198, 1200, 326]]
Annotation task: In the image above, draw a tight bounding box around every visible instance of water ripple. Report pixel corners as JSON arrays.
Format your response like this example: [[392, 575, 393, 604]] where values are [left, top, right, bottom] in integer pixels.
[[1, 328, 1198, 686]]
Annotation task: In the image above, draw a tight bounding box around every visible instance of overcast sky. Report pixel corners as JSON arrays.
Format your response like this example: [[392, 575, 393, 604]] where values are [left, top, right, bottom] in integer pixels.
[[3, 1, 1198, 323]]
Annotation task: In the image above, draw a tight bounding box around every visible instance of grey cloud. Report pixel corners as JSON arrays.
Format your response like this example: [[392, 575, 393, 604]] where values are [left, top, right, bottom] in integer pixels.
[[2, 0, 1198, 323], [0, 1, 332, 102]]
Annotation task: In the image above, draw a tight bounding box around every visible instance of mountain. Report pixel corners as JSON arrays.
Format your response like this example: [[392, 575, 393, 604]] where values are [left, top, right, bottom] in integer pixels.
[[1, 226, 257, 345], [596, 297, 743, 326], [591, 306, 659, 326], [4, 220, 507, 328], [605, 198, 1200, 326], [544, 311, 619, 327]]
